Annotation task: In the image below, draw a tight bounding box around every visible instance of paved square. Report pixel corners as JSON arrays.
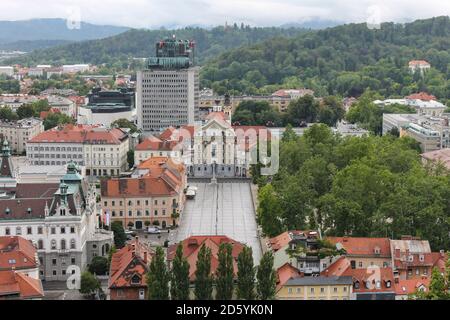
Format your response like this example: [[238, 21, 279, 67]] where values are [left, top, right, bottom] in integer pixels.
[[175, 182, 262, 264]]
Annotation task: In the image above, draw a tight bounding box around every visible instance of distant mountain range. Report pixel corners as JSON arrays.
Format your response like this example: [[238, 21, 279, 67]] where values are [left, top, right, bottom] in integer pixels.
[[0, 18, 130, 51]]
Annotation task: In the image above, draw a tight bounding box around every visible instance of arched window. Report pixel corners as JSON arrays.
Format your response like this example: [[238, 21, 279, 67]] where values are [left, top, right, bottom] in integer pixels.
[[38, 239, 44, 250], [51, 240, 57, 250], [61, 239, 66, 250], [70, 239, 76, 249]]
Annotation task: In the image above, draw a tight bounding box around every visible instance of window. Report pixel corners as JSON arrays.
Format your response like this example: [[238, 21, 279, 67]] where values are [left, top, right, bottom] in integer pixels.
[[61, 227, 66, 234], [104, 201, 108, 206], [354, 281, 360, 289], [386, 281, 391, 288], [70, 239, 76, 249], [288, 288, 293, 294], [334, 287, 338, 293], [15, 227, 22, 235], [296, 288, 301, 294], [51, 227, 56, 234], [38, 239, 44, 250], [376, 281, 381, 289], [310, 288, 314, 293], [5, 227, 10, 235], [38, 226, 43, 234], [53, 270, 57, 276], [358, 261, 363, 268], [61, 239, 66, 250], [70, 227, 75, 234], [320, 288, 325, 293], [52, 258, 57, 266], [51, 240, 57, 250], [419, 255, 424, 262], [27, 227, 32, 235]]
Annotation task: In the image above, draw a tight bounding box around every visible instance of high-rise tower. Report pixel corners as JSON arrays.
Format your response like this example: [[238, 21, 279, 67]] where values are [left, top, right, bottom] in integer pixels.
[[137, 36, 199, 132]]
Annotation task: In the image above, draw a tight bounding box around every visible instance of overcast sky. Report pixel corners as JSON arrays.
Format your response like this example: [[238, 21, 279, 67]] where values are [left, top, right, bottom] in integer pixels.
[[0, 0, 449, 28]]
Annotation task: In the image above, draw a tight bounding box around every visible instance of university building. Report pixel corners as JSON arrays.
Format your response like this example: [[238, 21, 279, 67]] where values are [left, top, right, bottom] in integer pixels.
[[0, 143, 113, 281]]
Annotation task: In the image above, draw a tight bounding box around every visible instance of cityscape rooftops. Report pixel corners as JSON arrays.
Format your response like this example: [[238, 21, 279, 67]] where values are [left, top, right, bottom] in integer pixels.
[[326, 237, 391, 257], [109, 238, 153, 289], [0, 270, 44, 299], [28, 124, 128, 144], [167, 235, 245, 281], [0, 236, 38, 271]]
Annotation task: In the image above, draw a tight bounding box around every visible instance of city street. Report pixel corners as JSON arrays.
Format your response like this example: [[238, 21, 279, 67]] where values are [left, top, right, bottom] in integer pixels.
[[174, 181, 262, 264]]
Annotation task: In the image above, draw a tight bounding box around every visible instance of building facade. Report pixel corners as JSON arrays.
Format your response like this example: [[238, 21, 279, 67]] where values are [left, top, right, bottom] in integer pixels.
[[0, 118, 44, 154], [0, 154, 113, 281], [137, 37, 199, 132], [26, 124, 130, 177], [101, 157, 186, 229]]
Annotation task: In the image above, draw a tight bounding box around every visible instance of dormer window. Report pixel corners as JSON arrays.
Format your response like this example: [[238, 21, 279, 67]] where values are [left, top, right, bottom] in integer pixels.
[[131, 274, 141, 285], [60, 208, 66, 216], [419, 254, 424, 262], [27, 208, 32, 214], [5, 207, 10, 215], [386, 280, 391, 288], [354, 281, 360, 289], [374, 246, 381, 255]]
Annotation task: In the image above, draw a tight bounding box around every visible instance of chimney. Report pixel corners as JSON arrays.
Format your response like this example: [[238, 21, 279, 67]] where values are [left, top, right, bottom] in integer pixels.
[[143, 251, 148, 264]]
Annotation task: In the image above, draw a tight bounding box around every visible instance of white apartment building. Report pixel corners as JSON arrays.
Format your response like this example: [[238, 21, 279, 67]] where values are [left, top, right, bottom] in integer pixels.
[[0, 145, 113, 281], [46, 95, 76, 117], [0, 118, 44, 154], [26, 124, 130, 177], [62, 64, 90, 74], [0, 66, 14, 77]]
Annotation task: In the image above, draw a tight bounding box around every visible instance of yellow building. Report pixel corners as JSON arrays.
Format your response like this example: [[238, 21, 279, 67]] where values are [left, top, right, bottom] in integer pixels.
[[277, 276, 353, 300]]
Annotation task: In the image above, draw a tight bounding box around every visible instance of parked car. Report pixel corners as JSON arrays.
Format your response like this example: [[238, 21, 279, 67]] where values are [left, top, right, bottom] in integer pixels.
[[147, 226, 161, 234]]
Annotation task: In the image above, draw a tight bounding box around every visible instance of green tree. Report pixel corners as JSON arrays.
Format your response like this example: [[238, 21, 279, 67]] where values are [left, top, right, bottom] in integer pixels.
[[127, 150, 135, 169], [194, 244, 213, 300], [43, 112, 74, 130], [88, 256, 109, 275], [16, 104, 35, 119], [256, 251, 276, 300], [287, 95, 319, 125], [111, 221, 127, 249], [257, 184, 283, 237], [215, 243, 234, 300], [236, 246, 255, 300], [171, 244, 190, 300], [147, 246, 170, 300], [79, 271, 101, 298], [111, 118, 138, 133], [426, 267, 449, 300]]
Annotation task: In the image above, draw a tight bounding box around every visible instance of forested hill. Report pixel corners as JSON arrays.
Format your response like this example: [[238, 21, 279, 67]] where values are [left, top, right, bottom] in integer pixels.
[[201, 16, 450, 101], [6, 25, 309, 67]]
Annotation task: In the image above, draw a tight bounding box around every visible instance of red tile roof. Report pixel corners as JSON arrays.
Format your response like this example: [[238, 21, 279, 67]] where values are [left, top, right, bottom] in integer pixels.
[[276, 263, 303, 292], [431, 252, 448, 273], [167, 236, 245, 281], [395, 278, 430, 296], [0, 270, 44, 299], [327, 237, 391, 257], [405, 92, 436, 101], [28, 124, 127, 144], [109, 238, 153, 289], [205, 111, 229, 122], [0, 236, 38, 271], [321, 257, 351, 277], [342, 267, 395, 293], [102, 157, 185, 197], [135, 138, 179, 152], [408, 60, 430, 66]]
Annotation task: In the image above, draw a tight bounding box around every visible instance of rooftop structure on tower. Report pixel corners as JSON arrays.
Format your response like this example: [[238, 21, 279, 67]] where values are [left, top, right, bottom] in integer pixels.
[[148, 36, 196, 69]]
